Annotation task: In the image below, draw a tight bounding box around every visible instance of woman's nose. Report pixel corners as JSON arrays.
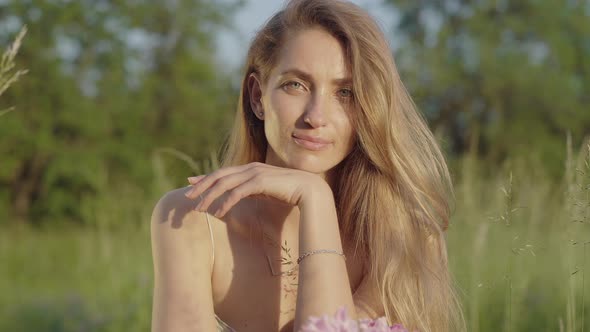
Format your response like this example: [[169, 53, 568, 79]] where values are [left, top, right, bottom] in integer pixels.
[[303, 93, 329, 128]]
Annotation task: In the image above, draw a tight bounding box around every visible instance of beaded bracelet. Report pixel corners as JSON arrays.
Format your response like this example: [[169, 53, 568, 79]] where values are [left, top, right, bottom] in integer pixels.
[[297, 249, 346, 264]]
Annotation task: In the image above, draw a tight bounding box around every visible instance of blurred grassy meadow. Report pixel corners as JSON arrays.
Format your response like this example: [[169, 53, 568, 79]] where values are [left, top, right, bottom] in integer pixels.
[[2, 143, 589, 331], [1, 1, 589, 331]]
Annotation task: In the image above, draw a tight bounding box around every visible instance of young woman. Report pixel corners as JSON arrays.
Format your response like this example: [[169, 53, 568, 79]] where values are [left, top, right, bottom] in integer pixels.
[[150, 1, 464, 331]]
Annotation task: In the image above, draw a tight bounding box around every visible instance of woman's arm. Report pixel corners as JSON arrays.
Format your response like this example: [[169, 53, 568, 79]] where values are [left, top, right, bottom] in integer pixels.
[[151, 188, 218, 332], [293, 183, 357, 331], [184, 163, 384, 330]]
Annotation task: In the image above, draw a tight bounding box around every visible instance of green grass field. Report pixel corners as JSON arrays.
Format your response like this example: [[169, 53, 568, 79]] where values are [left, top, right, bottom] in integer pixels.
[[1, 143, 589, 332], [0, 223, 153, 331], [447, 144, 590, 331]]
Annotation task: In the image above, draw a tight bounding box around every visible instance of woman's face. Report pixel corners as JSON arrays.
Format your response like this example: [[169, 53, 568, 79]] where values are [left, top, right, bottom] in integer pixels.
[[249, 28, 356, 176]]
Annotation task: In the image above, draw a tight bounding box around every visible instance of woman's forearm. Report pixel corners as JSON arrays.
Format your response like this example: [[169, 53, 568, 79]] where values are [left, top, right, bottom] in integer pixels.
[[293, 185, 357, 331]]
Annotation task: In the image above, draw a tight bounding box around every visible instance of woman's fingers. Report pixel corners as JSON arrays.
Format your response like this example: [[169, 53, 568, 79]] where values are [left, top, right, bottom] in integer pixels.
[[194, 168, 256, 213], [214, 178, 263, 218], [185, 164, 251, 199], [187, 175, 206, 184], [185, 175, 206, 197], [183, 162, 306, 218]]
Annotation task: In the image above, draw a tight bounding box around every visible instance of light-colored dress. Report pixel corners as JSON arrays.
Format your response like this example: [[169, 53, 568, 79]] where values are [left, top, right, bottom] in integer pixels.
[[215, 314, 238, 332], [205, 212, 239, 332]]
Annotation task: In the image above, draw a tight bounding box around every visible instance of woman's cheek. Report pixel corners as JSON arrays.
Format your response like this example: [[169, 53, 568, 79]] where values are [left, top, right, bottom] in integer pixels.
[[274, 94, 305, 120]]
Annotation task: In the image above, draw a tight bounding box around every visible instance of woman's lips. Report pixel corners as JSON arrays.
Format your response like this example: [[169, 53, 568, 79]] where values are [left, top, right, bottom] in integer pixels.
[[292, 134, 332, 151]]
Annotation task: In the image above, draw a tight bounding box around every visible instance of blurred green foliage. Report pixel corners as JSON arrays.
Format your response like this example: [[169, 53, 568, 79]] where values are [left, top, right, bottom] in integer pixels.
[[385, 0, 590, 177], [0, 0, 588, 228], [0, 0, 241, 225]]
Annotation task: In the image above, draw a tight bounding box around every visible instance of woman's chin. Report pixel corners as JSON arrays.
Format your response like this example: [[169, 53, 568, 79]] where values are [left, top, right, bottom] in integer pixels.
[[266, 151, 340, 175], [285, 159, 333, 175]]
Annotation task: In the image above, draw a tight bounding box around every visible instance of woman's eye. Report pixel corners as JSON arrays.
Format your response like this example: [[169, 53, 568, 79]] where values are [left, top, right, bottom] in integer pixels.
[[284, 81, 304, 90], [338, 88, 353, 98]]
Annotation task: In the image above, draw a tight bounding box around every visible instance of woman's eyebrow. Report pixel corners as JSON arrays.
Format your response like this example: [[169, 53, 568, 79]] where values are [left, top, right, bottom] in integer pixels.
[[279, 68, 351, 86]]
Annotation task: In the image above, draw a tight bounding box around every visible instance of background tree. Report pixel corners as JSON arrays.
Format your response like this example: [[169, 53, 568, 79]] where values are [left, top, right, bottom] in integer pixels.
[[385, 0, 590, 177], [0, 0, 241, 225]]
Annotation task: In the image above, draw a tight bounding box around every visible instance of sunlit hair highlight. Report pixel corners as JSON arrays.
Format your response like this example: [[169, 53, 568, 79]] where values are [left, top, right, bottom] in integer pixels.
[[220, 0, 465, 331]]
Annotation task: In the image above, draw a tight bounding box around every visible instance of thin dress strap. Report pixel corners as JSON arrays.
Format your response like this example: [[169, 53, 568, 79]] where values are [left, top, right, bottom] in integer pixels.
[[204, 212, 215, 272]]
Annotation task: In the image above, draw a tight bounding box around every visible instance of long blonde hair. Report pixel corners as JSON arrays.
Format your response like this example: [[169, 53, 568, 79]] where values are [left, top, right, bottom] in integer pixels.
[[220, 0, 464, 331]]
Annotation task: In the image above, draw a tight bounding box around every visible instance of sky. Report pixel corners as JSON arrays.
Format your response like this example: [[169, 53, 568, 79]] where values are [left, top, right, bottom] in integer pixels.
[[215, 0, 400, 71]]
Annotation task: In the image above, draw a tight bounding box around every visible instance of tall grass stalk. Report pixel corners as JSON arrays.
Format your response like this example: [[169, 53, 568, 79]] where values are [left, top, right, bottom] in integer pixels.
[[0, 25, 27, 114], [578, 141, 590, 332]]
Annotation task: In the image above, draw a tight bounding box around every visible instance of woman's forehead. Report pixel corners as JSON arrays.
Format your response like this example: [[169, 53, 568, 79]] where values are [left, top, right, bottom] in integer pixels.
[[270, 28, 351, 81]]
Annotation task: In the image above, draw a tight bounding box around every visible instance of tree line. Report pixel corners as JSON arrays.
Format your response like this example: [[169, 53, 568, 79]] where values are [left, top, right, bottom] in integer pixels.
[[1, 0, 588, 225]]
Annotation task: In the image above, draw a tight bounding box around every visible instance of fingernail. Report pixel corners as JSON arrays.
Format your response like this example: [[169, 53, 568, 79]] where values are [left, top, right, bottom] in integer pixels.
[[185, 188, 194, 197], [187, 175, 204, 184]]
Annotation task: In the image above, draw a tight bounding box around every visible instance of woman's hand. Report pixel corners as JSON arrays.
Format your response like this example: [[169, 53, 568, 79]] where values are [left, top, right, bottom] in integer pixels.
[[184, 162, 331, 218]]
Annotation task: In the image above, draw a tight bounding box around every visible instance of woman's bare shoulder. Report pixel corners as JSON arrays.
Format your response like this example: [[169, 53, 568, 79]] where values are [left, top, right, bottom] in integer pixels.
[[150, 186, 213, 271], [151, 186, 205, 229]]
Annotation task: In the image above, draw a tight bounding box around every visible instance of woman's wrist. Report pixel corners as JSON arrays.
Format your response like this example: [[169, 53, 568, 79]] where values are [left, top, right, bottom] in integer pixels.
[[297, 179, 335, 212], [297, 179, 342, 251]]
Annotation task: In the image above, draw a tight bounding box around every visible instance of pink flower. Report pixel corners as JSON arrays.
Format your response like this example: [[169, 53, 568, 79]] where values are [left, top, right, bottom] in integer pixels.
[[299, 306, 409, 332]]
